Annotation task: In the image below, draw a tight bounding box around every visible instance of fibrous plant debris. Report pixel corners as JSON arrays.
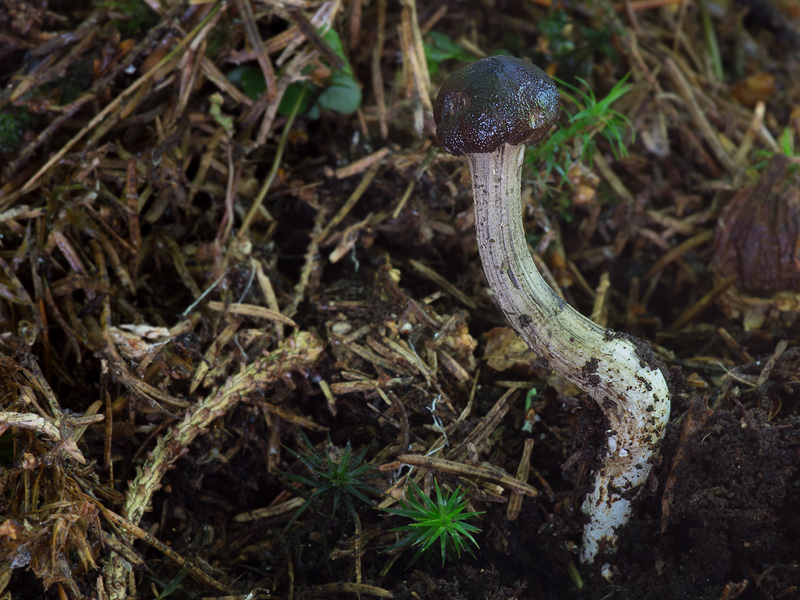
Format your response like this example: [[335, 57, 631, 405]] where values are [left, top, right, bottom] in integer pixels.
[[1, 1, 800, 599]]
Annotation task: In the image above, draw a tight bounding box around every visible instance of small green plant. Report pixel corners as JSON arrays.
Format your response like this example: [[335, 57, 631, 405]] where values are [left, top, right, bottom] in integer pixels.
[[528, 75, 634, 183], [99, 0, 159, 38], [522, 386, 538, 433], [778, 127, 797, 159], [227, 27, 361, 117], [383, 479, 483, 566], [752, 127, 800, 177], [423, 32, 475, 78], [282, 432, 378, 528], [538, 9, 618, 78], [0, 107, 32, 153]]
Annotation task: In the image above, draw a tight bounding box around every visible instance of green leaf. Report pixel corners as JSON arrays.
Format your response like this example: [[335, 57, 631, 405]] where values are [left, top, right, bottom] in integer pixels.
[[278, 83, 314, 115], [314, 28, 361, 115], [316, 70, 362, 115], [226, 66, 267, 101], [226, 27, 360, 117], [320, 28, 350, 73], [424, 31, 475, 77]]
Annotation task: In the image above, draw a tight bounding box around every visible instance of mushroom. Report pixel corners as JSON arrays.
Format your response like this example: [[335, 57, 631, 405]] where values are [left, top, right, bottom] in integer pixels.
[[433, 56, 671, 565]]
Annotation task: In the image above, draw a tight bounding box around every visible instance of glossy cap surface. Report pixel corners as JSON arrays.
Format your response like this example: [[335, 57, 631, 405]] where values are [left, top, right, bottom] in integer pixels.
[[433, 56, 559, 156]]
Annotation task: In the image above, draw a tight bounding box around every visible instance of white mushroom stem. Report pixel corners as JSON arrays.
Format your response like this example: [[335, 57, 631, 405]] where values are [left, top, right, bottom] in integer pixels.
[[466, 143, 670, 564]]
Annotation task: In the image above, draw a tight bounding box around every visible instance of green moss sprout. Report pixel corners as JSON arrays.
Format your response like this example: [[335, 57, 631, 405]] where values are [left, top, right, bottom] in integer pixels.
[[383, 479, 483, 566], [528, 74, 634, 184], [281, 432, 379, 529], [0, 108, 32, 153], [752, 127, 800, 177]]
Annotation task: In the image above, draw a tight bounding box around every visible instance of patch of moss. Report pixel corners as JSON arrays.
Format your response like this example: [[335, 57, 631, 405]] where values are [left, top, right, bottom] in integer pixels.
[[97, 0, 159, 38], [59, 57, 95, 104], [206, 16, 232, 58], [0, 108, 33, 153]]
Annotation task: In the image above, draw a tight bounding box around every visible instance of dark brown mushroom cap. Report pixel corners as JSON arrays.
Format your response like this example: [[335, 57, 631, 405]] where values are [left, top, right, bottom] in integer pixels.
[[433, 56, 559, 156]]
